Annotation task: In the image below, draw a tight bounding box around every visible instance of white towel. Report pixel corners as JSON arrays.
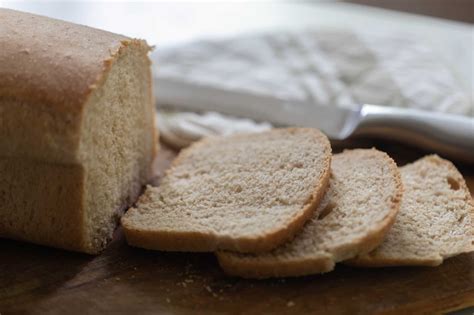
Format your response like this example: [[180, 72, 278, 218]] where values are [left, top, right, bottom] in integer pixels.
[[153, 29, 472, 148]]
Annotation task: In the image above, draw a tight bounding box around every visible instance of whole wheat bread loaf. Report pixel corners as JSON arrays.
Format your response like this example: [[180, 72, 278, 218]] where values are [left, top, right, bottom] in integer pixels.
[[349, 155, 474, 267], [0, 9, 157, 254], [216, 149, 402, 278], [122, 128, 331, 253]]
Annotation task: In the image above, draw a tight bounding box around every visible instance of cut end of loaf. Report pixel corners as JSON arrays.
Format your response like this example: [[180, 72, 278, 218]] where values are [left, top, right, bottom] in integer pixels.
[[79, 40, 156, 254]]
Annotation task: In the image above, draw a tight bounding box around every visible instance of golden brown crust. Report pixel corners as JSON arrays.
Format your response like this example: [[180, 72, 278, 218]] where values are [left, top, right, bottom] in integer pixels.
[[0, 8, 127, 111], [0, 9, 151, 163], [216, 251, 335, 279], [216, 149, 403, 278], [0, 158, 87, 252], [122, 128, 332, 253]]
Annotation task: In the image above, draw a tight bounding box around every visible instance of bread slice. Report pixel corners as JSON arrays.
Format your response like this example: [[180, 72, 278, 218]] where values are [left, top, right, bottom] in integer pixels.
[[349, 155, 474, 267], [216, 149, 402, 278], [122, 128, 331, 253], [0, 9, 157, 254]]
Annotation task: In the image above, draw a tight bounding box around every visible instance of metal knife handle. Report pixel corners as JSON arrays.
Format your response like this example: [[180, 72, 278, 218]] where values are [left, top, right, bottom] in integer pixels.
[[355, 104, 474, 163]]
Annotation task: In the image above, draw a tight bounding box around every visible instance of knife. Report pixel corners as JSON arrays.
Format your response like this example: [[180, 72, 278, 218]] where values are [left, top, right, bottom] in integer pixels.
[[155, 78, 474, 163]]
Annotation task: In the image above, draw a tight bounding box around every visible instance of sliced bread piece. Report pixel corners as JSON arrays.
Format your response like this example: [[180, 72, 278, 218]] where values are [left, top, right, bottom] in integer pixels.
[[122, 128, 331, 253], [216, 149, 402, 278], [349, 155, 474, 267]]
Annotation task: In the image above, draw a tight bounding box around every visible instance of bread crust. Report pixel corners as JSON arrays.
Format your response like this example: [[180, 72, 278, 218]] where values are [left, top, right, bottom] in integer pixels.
[[0, 8, 127, 111], [122, 128, 332, 253], [0, 9, 152, 164], [216, 149, 403, 278], [0, 159, 86, 252]]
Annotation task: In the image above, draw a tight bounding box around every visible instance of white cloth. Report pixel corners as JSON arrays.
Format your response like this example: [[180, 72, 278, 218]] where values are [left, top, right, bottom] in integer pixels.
[[153, 29, 473, 147], [156, 111, 271, 148]]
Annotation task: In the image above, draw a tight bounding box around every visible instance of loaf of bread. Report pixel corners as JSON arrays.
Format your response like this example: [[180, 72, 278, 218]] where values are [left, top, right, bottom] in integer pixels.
[[349, 155, 474, 266], [122, 128, 331, 253], [216, 149, 403, 278], [0, 9, 157, 254]]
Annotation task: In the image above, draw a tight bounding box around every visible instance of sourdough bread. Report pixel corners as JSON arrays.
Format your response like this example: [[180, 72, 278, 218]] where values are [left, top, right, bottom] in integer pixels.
[[122, 128, 331, 253], [0, 9, 157, 254], [350, 155, 474, 266], [216, 149, 402, 278]]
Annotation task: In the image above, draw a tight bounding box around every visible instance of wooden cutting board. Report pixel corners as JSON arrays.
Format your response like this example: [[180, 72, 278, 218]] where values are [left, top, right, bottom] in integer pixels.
[[1, 141, 473, 315]]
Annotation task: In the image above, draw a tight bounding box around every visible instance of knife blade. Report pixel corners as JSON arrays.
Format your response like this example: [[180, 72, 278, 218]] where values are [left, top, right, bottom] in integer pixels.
[[155, 77, 474, 163]]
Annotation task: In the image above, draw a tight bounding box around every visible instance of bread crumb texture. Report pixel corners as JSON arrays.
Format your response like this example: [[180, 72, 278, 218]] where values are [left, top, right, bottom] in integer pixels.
[[351, 155, 474, 266], [216, 149, 402, 278], [122, 128, 331, 253]]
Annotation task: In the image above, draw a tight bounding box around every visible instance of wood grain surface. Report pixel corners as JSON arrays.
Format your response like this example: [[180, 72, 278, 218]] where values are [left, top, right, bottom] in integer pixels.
[[1, 140, 473, 315]]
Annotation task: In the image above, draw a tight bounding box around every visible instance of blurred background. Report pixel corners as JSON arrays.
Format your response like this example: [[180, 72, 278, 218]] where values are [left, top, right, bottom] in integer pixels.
[[2, 1, 471, 97], [2, 1, 472, 148]]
